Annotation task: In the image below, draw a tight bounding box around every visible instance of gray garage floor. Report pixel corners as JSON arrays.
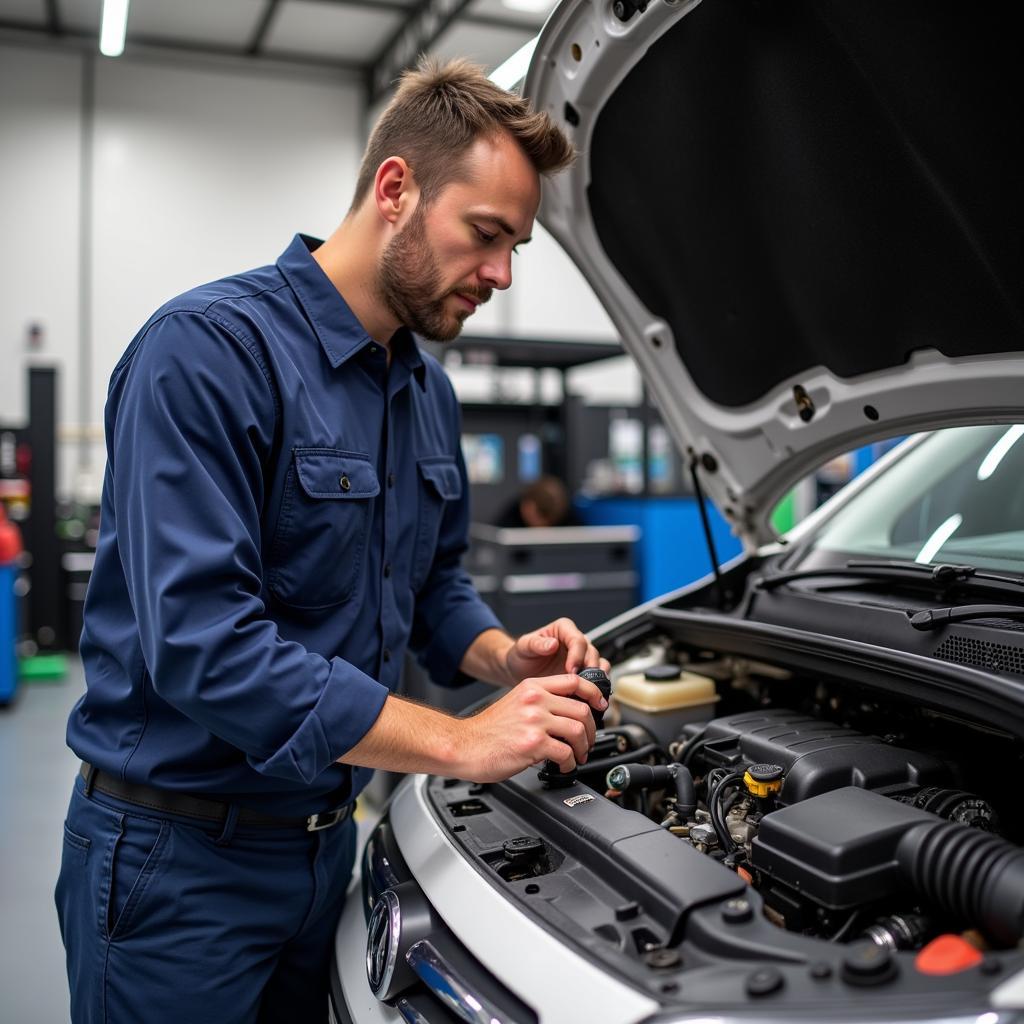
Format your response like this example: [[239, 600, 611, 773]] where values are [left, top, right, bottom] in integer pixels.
[[0, 661, 82, 1023], [0, 658, 381, 1023]]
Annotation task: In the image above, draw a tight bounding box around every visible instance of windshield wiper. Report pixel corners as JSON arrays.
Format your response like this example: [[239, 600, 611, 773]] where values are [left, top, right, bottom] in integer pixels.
[[757, 561, 976, 591], [850, 561, 1024, 589], [909, 604, 1024, 631], [757, 561, 1024, 596]]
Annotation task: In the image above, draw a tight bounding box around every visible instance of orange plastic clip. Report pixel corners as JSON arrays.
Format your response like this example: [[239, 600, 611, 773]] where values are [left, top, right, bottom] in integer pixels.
[[915, 934, 984, 975]]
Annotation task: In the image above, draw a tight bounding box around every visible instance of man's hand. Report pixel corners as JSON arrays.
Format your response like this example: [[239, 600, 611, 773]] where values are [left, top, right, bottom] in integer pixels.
[[505, 617, 611, 684], [456, 673, 608, 784]]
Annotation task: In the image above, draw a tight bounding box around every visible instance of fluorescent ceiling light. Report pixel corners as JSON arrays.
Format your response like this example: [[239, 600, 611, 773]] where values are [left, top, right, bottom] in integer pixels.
[[100, 0, 129, 58], [489, 37, 538, 92], [915, 513, 963, 564], [977, 424, 1024, 481]]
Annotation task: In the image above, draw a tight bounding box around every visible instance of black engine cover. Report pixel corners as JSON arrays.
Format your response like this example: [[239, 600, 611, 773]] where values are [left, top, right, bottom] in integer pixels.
[[700, 709, 947, 803], [751, 786, 939, 909]]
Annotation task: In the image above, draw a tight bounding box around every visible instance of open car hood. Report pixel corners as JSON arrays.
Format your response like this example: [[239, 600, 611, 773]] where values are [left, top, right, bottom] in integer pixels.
[[523, 0, 1024, 544]]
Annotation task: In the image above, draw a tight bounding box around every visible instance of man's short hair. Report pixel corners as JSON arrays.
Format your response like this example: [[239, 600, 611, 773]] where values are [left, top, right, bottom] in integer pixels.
[[351, 56, 575, 210]]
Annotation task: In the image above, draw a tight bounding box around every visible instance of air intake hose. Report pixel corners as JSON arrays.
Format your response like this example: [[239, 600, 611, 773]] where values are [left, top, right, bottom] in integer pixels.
[[897, 820, 1024, 946]]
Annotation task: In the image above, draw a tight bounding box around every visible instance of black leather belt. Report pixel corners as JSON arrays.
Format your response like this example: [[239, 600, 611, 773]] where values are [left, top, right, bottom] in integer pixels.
[[79, 763, 352, 832]]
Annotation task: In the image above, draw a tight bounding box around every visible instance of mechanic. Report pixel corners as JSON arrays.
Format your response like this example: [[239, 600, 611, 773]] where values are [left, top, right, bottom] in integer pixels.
[[496, 474, 580, 528], [56, 57, 608, 1024]]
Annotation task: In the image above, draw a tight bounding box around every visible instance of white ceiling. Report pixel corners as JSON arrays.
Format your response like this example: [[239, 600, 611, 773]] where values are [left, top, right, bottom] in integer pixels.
[[0, 0, 39, 23], [263, 0, 404, 62], [0, 0, 555, 91], [429, 19, 534, 75]]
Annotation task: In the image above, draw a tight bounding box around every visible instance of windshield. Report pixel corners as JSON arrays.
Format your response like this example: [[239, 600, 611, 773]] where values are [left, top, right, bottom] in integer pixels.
[[799, 424, 1024, 577]]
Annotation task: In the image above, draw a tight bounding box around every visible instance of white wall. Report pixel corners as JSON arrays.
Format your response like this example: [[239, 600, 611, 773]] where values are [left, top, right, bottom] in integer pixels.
[[89, 55, 364, 411], [507, 222, 616, 340], [85, 55, 365, 496], [0, 41, 364, 499], [0, 39, 634, 500], [0, 45, 82, 445]]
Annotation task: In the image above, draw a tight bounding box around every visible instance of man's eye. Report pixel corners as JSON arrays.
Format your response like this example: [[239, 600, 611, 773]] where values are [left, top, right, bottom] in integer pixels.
[[475, 227, 497, 244]]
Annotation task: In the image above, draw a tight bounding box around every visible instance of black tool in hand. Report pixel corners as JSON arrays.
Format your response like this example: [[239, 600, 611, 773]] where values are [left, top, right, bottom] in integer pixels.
[[538, 667, 612, 789]]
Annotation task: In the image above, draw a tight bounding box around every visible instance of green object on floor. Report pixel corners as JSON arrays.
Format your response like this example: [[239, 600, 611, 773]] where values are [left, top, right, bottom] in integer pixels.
[[19, 653, 68, 682]]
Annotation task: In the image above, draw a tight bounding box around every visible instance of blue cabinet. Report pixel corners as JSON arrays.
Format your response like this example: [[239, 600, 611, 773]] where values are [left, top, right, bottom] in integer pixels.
[[575, 496, 742, 602]]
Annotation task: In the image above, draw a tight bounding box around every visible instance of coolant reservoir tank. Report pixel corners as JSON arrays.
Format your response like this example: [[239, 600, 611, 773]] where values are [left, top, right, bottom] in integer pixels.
[[612, 665, 719, 748]]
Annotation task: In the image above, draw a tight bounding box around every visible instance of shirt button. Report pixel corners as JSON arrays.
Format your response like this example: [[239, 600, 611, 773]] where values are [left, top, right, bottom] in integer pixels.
[[339, 475, 351, 492], [369, 345, 378, 356], [382, 648, 392, 663], [387, 472, 395, 488], [384, 563, 392, 578]]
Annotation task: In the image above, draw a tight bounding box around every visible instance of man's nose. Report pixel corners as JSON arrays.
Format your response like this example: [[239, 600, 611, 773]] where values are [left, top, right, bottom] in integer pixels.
[[479, 253, 513, 291]]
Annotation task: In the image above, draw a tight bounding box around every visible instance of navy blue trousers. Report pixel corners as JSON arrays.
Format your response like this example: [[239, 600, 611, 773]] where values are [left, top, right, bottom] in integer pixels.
[[55, 774, 357, 1024]]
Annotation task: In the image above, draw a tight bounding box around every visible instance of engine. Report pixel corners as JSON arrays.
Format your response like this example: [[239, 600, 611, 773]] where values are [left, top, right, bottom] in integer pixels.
[[574, 661, 1022, 950]]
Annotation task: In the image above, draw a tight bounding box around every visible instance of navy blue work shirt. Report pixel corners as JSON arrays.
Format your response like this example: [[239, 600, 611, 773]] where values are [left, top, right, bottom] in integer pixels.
[[68, 234, 503, 816]]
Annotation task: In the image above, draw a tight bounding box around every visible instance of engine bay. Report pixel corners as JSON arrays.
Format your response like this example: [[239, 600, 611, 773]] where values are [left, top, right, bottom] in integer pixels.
[[422, 627, 1024, 1010], [594, 640, 1023, 950]]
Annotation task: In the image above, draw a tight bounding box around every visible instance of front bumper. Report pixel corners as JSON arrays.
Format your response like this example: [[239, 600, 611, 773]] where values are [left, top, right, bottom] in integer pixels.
[[331, 774, 658, 1024]]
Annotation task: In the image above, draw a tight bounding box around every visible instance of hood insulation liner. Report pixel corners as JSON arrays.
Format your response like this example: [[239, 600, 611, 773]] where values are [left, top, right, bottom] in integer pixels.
[[588, 0, 1023, 409]]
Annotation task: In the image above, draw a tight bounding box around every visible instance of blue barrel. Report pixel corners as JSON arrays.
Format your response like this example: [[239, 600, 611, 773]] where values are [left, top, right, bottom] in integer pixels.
[[0, 563, 17, 704]]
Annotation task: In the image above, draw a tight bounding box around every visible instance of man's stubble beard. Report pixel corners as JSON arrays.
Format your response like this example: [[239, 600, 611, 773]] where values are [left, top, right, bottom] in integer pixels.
[[376, 204, 490, 342]]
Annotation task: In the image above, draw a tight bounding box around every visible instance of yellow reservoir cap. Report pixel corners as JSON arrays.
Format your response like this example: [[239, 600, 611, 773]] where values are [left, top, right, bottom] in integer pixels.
[[743, 763, 784, 798]]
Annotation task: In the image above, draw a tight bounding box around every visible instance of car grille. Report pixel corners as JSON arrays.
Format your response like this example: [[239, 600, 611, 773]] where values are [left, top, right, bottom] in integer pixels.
[[338, 813, 537, 1024]]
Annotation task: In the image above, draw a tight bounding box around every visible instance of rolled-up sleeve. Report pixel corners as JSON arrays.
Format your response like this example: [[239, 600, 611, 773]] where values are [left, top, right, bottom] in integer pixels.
[[112, 311, 389, 784], [408, 387, 503, 686]]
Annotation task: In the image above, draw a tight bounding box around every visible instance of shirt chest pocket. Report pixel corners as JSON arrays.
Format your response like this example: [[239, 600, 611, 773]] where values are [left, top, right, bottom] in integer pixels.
[[411, 456, 463, 592], [268, 448, 380, 609]]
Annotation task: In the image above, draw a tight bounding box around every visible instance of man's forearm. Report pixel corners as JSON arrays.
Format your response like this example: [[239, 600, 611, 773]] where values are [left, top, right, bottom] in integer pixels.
[[337, 630, 516, 778], [459, 628, 516, 687], [340, 671, 609, 786], [336, 695, 466, 776]]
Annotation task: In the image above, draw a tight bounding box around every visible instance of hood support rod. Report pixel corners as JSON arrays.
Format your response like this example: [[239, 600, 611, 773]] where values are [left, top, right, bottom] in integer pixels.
[[689, 456, 725, 608]]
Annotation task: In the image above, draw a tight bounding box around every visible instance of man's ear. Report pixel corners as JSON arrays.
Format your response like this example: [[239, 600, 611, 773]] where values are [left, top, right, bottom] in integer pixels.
[[374, 157, 418, 226]]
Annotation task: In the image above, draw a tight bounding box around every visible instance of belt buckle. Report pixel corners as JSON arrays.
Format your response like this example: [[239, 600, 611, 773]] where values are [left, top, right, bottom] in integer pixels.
[[306, 807, 345, 832]]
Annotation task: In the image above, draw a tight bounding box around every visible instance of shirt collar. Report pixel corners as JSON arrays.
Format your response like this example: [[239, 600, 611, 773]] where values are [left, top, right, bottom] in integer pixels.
[[277, 234, 427, 389]]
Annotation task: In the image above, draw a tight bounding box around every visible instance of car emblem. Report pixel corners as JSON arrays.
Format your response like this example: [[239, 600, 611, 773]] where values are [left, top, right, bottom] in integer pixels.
[[564, 794, 595, 807], [365, 888, 402, 998]]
